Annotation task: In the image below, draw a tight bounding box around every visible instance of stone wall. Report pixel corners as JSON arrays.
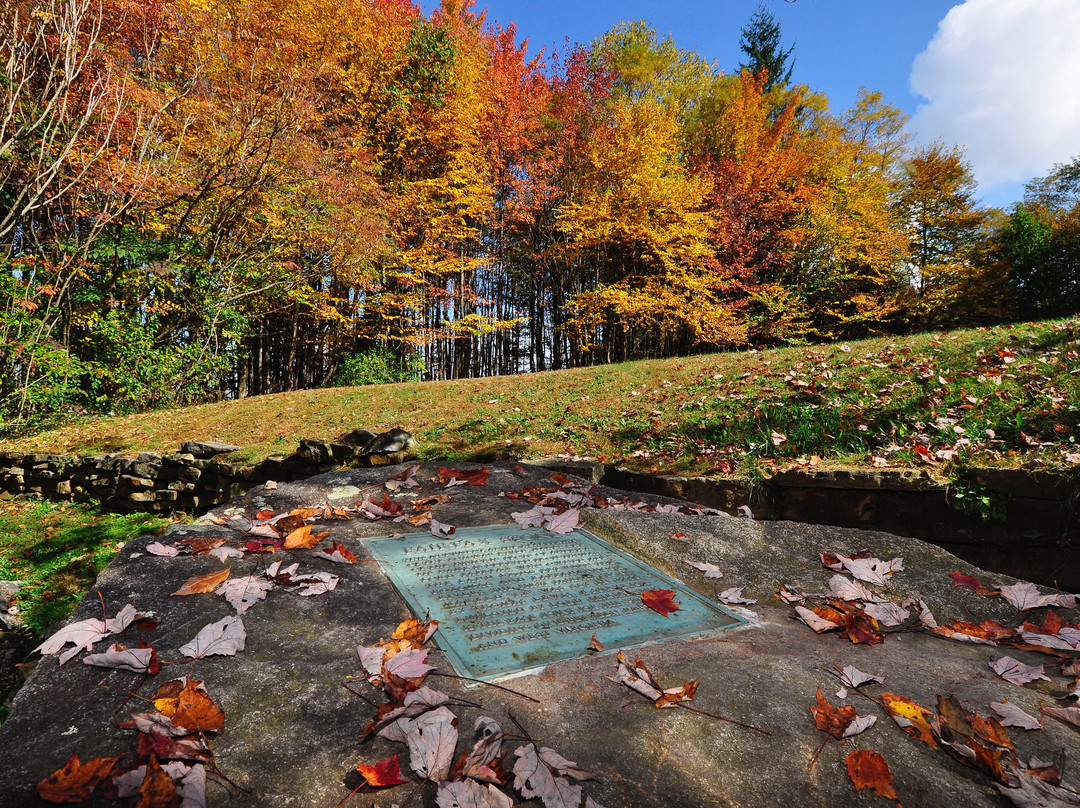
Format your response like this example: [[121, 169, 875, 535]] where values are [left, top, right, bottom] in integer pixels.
[[0, 437, 406, 512]]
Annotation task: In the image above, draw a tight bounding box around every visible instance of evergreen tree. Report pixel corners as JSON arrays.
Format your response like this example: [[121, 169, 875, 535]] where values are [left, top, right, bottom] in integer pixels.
[[738, 3, 795, 91]]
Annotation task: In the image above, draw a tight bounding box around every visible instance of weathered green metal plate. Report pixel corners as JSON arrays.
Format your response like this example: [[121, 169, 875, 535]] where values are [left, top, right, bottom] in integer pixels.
[[364, 525, 745, 680]]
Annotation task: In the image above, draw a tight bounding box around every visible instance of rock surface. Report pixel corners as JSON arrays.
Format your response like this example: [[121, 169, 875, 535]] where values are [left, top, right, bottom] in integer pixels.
[[1, 462, 1078, 807], [180, 441, 242, 458]]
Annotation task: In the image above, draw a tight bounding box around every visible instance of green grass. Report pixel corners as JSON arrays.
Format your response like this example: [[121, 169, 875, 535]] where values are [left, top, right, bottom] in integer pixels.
[[0, 500, 173, 634], [2, 318, 1079, 478]]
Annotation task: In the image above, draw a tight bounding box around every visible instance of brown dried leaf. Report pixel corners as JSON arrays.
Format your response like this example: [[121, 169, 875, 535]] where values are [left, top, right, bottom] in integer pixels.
[[811, 688, 858, 739], [37, 753, 120, 803], [171, 568, 231, 596], [134, 757, 180, 808]]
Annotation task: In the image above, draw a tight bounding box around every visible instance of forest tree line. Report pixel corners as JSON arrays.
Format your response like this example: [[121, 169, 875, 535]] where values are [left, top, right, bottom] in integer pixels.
[[2, 0, 1079, 427]]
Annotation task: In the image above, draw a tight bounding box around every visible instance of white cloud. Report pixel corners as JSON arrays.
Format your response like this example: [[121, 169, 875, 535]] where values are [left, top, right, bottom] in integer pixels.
[[909, 0, 1080, 191]]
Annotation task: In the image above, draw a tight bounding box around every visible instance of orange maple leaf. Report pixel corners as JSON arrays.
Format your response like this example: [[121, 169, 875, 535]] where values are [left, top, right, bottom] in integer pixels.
[[37, 753, 120, 803], [845, 749, 897, 800], [171, 567, 231, 596]]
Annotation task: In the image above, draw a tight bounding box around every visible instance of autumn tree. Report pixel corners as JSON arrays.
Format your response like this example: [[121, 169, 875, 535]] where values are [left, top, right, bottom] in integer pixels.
[[894, 143, 993, 325]]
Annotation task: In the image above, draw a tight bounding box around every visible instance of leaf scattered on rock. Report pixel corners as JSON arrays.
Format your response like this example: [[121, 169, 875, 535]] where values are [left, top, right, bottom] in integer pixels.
[[950, 571, 999, 596], [845, 749, 898, 800], [215, 575, 273, 614], [838, 665, 885, 689], [990, 702, 1043, 730], [989, 656, 1051, 685], [356, 755, 407, 788], [881, 691, 938, 747], [178, 616, 246, 660], [311, 540, 358, 564], [171, 568, 232, 596], [717, 587, 756, 605], [613, 651, 698, 709], [684, 560, 722, 579], [37, 753, 120, 803]]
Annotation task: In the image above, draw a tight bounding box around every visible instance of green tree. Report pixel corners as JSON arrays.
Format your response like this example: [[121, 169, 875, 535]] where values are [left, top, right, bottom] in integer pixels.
[[738, 3, 795, 91], [999, 156, 1080, 317]]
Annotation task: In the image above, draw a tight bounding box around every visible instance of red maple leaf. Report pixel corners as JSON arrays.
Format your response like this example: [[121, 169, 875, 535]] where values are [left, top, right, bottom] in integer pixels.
[[641, 589, 680, 617], [357, 755, 407, 787]]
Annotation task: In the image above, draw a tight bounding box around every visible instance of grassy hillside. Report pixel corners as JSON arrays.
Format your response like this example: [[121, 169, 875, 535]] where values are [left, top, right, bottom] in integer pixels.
[[5, 318, 1080, 477]]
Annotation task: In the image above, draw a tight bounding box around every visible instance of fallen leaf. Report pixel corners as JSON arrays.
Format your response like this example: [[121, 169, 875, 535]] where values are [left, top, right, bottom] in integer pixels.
[[717, 587, 756, 605], [1044, 704, 1080, 728], [34, 604, 144, 665], [881, 692, 938, 747], [827, 575, 884, 603], [356, 755, 407, 787], [1000, 581, 1078, 611], [287, 571, 340, 596], [587, 634, 604, 653], [136, 732, 213, 765], [933, 619, 1016, 645], [175, 537, 225, 555], [863, 602, 910, 627], [685, 560, 723, 579], [845, 749, 898, 800], [990, 702, 1043, 730], [431, 518, 456, 537], [544, 509, 579, 535], [384, 648, 436, 681], [439, 467, 489, 486], [997, 768, 1080, 808], [134, 756, 180, 808], [178, 616, 246, 659], [512, 506, 548, 528], [950, 571, 999, 596], [146, 542, 180, 557], [990, 656, 1051, 685], [172, 568, 232, 596], [669, 531, 689, 542], [462, 717, 504, 780], [934, 694, 1020, 786], [400, 705, 458, 782], [812, 688, 858, 739], [392, 619, 439, 646], [284, 525, 328, 550], [370, 687, 450, 738], [208, 546, 244, 562], [513, 743, 583, 808], [613, 651, 697, 708], [37, 753, 120, 803], [215, 575, 273, 614], [437, 779, 513, 808], [82, 644, 157, 674], [839, 666, 885, 688], [794, 605, 841, 633], [641, 589, 680, 617], [155, 677, 225, 733], [162, 761, 205, 808]]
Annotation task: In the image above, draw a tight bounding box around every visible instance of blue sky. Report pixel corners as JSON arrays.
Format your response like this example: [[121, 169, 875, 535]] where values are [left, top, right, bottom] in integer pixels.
[[421, 0, 1080, 210]]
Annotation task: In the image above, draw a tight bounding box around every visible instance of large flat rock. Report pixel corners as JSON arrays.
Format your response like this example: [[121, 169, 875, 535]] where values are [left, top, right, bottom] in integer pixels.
[[2, 462, 1078, 807]]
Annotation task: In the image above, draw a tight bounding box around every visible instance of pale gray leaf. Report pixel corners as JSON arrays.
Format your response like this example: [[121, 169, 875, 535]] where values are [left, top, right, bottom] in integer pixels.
[[179, 616, 246, 659]]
